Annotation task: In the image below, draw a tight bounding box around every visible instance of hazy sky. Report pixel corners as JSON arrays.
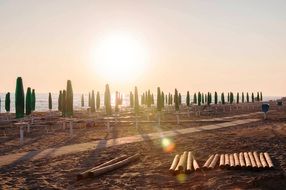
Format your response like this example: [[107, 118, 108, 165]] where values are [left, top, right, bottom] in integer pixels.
[[0, 0, 286, 96]]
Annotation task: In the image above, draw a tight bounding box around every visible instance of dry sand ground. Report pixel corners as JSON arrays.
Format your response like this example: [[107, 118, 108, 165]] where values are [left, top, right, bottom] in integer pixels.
[[0, 110, 285, 189]]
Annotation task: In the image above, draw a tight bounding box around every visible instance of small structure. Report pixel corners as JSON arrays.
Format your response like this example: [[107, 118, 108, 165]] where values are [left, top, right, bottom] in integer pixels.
[[261, 103, 270, 119]]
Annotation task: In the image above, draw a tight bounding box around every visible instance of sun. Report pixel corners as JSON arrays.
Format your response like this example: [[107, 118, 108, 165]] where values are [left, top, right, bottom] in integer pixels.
[[92, 32, 148, 83]]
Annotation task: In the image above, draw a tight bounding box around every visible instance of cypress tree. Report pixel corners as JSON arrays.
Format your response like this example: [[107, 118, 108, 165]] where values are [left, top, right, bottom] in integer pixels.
[[194, 93, 197, 104], [147, 90, 151, 107], [198, 92, 201, 106], [157, 87, 161, 111], [62, 90, 67, 116], [130, 91, 134, 107], [15, 77, 25, 118], [165, 94, 168, 105], [161, 91, 165, 108], [260, 92, 263, 101], [58, 90, 62, 111], [242, 92, 245, 103], [26, 88, 32, 115], [230, 92, 234, 104], [66, 80, 73, 116], [214, 91, 218, 104], [246, 92, 249, 103], [251, 92, 254, 103], [141, 94, 145, 105], [115, 91, 119, 112], [134, 86, 139, 114], [31, 89, 36, 111], [174, 89, 179, 111], [104, 84, 112, 115], [202, 93, 204, 104], [81, 94, 84, 107], [5, 92, 10, 112], [205, 94, 207, 104], [236, 92, 239, 104], [208, 92, 212, 105], [48, 92, 52, 111], [178, 93, 182, 105], [96, 92, 100, 110], [88, 93, 91, 107], [91, 90, 95, 112], [170, 94, 173, 105], [186, 91, 190, 106], [256, 92, 260, 101], [221, 93, 225, 104], [227, 93, 230, 103]]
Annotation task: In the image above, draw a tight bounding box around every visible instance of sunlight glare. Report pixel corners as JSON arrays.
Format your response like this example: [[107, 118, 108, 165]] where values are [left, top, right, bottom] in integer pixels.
[[92, 33, 148, 83]]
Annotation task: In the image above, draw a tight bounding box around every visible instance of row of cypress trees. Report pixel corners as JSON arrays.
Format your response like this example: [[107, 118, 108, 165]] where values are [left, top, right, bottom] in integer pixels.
[[189, 91, 263, 106], [58, 80, 73, 117], [86, 90, 100, 112]]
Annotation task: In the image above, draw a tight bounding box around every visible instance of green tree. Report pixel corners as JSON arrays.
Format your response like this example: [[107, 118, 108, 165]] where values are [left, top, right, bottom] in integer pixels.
[[130, 91, 134, 107], [115, 91, 119, 112], [5, 92, 10, 112], [246, 92, 249, 103], [202, 93, 204, 104], [91, 90, 95, 112], [256, 92, 260, 101], [242, 92, 245, 103], [161, 91, 165, 108], [58, 90, 62, 111], [230, 92, 234, 104], [104, 84, 112, 115], [48, 92, 52, 111], [66, 80, 73, 116], [198, 92, 201, 106], [157, 87, 162, 111], [260, 92, 263, 101], [221, 93, 225, 104], [186, 91, 190, 106], [178, 93, 182, 105], [147, 90, 152, 107], [251, 92, 255, 102], [88, 93, 91, 107], [134, 86, 139, 114], [214, 91, 218, 104], [236, 92, 239, 104], [208, 92, 212, 105], [15, 77, 25, 118], [96, 92, 100, 110], [62, 90, 67, 116], [81, 94, 84, 107], [31, 89, 36, 111], [174, 89, 179, 111], [26, 88, 32, 115], [194, 93, 197, 104]]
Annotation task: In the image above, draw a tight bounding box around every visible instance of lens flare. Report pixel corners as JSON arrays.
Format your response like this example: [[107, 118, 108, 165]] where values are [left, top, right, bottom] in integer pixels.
[[161, 138, 175, 153], [176, 174, 187, 183]]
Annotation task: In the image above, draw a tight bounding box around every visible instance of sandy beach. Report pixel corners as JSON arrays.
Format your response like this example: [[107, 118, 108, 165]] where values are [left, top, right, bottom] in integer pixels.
[[0, 104, 285, 189]]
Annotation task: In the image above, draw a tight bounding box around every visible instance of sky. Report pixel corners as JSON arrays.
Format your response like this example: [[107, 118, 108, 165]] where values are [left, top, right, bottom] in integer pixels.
[[0, 0, 286, 96]]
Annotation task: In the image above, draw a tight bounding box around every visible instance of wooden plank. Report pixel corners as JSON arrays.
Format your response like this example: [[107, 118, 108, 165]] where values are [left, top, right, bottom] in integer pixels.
[[169, 154, 180, 175]]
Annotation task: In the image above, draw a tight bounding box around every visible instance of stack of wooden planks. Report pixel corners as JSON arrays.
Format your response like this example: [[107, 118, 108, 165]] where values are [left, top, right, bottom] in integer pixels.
[[169, 151, 274, 175], [77, 153, 139, 180], [169, 151, 200, 175], [205, 152, 274, 170]]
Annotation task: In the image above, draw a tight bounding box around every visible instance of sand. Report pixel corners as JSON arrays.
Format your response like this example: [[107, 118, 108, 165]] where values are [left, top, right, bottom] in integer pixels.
[[0, 105, 285, 189]]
